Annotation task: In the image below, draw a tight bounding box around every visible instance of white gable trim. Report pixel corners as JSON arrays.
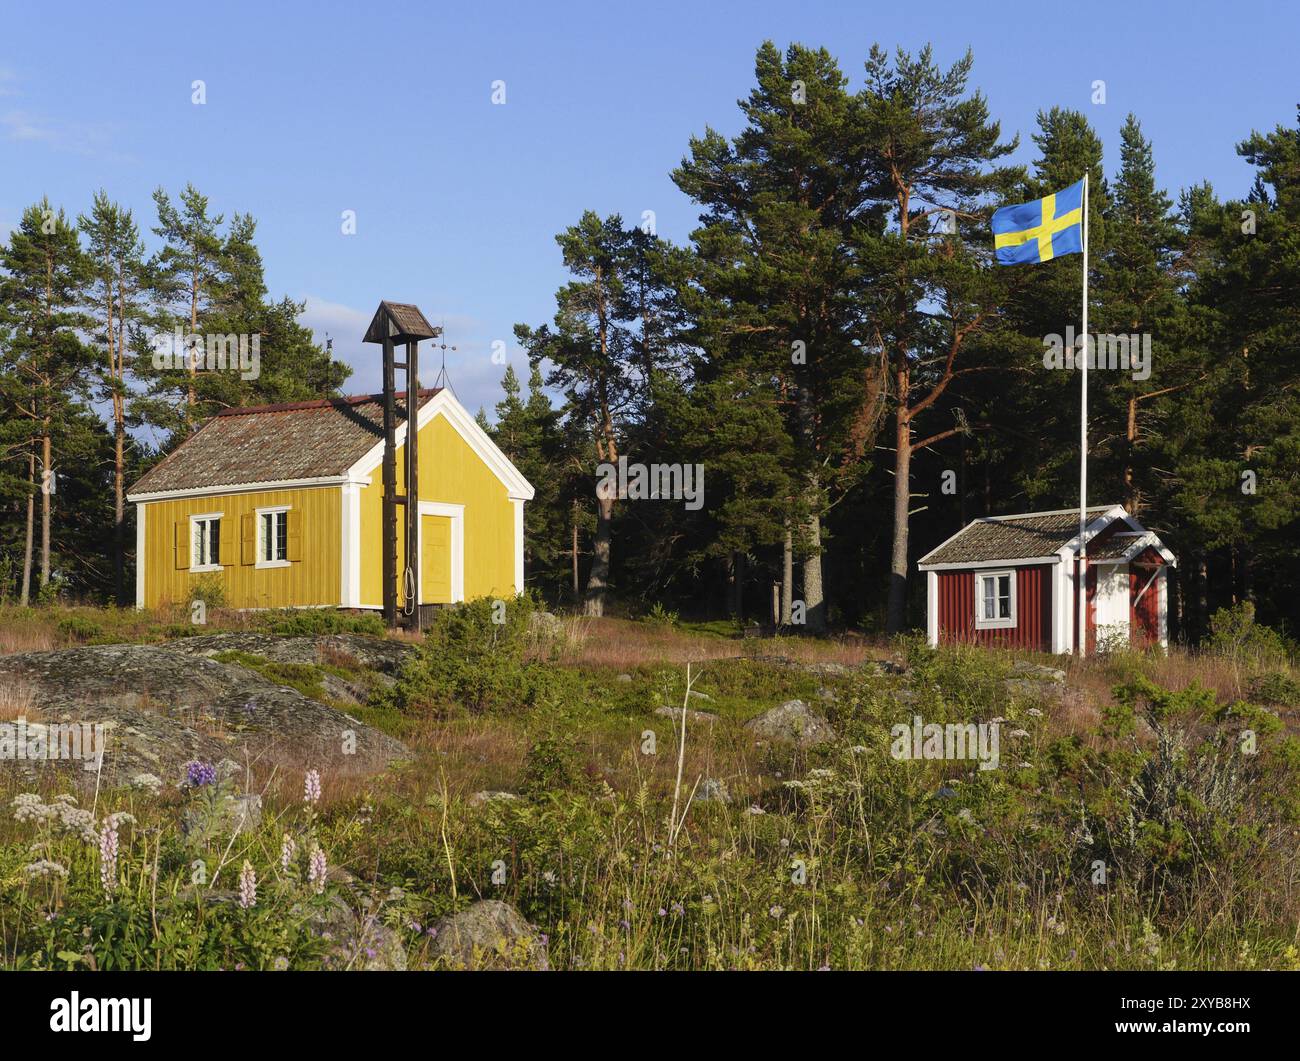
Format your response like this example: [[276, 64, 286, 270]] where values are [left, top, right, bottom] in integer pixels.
[[347, 389, 535, 501]]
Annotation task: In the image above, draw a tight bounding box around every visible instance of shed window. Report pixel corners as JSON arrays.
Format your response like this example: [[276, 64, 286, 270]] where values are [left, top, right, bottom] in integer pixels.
[[975, 570, 1016, 629]]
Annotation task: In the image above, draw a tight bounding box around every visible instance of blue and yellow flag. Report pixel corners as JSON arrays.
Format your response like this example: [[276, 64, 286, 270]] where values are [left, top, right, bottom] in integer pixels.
[[991, 179, 1084, 265]]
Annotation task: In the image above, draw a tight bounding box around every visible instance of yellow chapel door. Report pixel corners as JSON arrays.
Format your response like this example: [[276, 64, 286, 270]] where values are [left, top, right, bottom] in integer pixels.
[[421, 515, 453, 604]]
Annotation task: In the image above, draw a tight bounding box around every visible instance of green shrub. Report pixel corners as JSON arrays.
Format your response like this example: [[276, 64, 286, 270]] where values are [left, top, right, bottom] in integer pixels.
[[1249, 671, 1300, 707], [187, 572, 227, 610], [254, 609, 386, 637], [57, 615, 105, 643], [386, 593, 554, 714], [644, 602, 679, 628], [1208, 602, 1292, 667]]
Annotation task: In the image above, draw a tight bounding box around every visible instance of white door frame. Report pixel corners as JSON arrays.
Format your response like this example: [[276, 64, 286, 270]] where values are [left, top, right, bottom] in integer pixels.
[[416, 501, 465, 603]]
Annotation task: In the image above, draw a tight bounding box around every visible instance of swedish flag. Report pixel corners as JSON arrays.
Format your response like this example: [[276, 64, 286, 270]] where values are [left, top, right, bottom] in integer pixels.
[[991, 179, 1084, 265]]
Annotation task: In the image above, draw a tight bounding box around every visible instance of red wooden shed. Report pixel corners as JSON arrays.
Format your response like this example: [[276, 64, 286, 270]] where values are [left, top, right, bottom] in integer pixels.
[[917, 505, 1175, 654]]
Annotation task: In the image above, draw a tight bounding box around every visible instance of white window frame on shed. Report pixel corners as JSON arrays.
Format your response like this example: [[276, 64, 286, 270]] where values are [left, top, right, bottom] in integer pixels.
[[190, 512, 223, 572], [974, 568, 1017, 629]]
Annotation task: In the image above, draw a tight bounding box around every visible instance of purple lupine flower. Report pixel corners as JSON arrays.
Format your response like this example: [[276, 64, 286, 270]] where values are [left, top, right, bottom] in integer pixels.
[[308, 845, 327, 894], [238, 861, 257, 909], [185, 760, 217, 788], [303, 769, 322, 806], [280, 833, 297, 873]]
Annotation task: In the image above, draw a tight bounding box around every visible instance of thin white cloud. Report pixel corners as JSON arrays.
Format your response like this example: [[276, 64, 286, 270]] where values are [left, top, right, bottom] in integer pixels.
[[1, 105, 124, 158]]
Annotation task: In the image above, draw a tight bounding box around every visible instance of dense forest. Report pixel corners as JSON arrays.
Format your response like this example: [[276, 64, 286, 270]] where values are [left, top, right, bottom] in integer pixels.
[[2, 42, 1297, 643]]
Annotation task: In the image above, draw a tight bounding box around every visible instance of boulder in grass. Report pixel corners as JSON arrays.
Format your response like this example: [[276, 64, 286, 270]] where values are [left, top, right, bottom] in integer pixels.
[[744, 699, 836, 747], [697, 778, 731, 804], [1010, 660, 1066, 683], [1003, 678, 1066, 703], [307, 894, 408, 971], [429, 900, 548, 970], [468, 790, 520, 807], [0, 644, 408, 785], [654, 705, 719, 726]]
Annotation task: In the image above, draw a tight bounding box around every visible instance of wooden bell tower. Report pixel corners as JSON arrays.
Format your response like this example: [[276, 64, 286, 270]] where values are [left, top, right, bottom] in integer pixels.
[[362, 301, 440, 629]]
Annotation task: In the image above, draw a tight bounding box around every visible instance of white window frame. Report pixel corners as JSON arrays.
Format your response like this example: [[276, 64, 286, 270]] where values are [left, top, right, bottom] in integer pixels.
[[255, 505, 291, 569], [190, 512, 224, 572], [974, 568, 1017, 629]]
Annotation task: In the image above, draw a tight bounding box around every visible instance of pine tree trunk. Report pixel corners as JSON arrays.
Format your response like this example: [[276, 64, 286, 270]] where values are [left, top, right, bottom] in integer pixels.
[[114, 423, 125, 603], [781, 524, 793, 626], [583, 495, 612, 617], [571, 518, 579, 603], [1197, 555, 1209, 640], [20, 446, 34, 606], [187, 265, 199, 416], [886, 395, 911, 633], [40, 429, 52, 588], [803, 512, 825, 631], [1124, 396, 1139, 513], [794, 384, 825, 632]]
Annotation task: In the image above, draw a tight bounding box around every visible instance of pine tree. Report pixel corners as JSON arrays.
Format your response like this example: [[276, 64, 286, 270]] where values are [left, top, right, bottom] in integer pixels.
[[516, 212, 658, 616], [0, 200, 94, 600], [855, 45, 1021, 632], [79, 192, 148, 603], [673, 42, 879, 630]]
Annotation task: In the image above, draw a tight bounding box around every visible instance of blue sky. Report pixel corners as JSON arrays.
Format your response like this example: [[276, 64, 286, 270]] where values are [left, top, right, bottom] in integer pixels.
[[2, 0, 1295, 426]]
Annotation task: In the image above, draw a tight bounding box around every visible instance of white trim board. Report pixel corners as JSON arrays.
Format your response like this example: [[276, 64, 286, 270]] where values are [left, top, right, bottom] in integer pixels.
[[919, 555, 1060, 572], [128, 475, 357, 504], [511, 497, 525, 594], [340, 482, 361, 608], [135, 503, 147, 610]]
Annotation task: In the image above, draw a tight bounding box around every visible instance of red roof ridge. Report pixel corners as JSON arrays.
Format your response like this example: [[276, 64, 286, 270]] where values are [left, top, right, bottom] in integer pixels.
[[214, 387, 442, 418]]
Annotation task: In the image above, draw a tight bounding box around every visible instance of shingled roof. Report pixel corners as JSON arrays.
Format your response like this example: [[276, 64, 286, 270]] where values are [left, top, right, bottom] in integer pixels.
[[919, 507, 1119, 566], [128, 389, 442, 496]]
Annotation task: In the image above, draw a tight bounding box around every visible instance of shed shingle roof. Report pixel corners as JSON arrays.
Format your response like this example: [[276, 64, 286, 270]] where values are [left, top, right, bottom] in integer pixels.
[[920, 507, 1118, 566], [129, 389, 441, 496]]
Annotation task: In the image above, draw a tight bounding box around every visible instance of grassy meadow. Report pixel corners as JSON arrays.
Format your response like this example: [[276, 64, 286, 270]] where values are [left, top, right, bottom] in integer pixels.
[[1, 599, 1299, 971]]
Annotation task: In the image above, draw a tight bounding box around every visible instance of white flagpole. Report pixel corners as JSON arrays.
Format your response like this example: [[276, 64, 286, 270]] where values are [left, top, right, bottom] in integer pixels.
[[1077, 173, 1090, 657]]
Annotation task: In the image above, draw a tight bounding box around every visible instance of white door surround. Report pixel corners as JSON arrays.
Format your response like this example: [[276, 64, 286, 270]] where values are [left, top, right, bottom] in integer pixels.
[[416, 501, 465, 604]]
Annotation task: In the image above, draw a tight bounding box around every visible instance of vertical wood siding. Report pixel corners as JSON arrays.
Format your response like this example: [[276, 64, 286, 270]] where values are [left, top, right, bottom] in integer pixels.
[[143, 486, 340, 609], [938, 564, 1052, 651], [360, 412, 516, 607]]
